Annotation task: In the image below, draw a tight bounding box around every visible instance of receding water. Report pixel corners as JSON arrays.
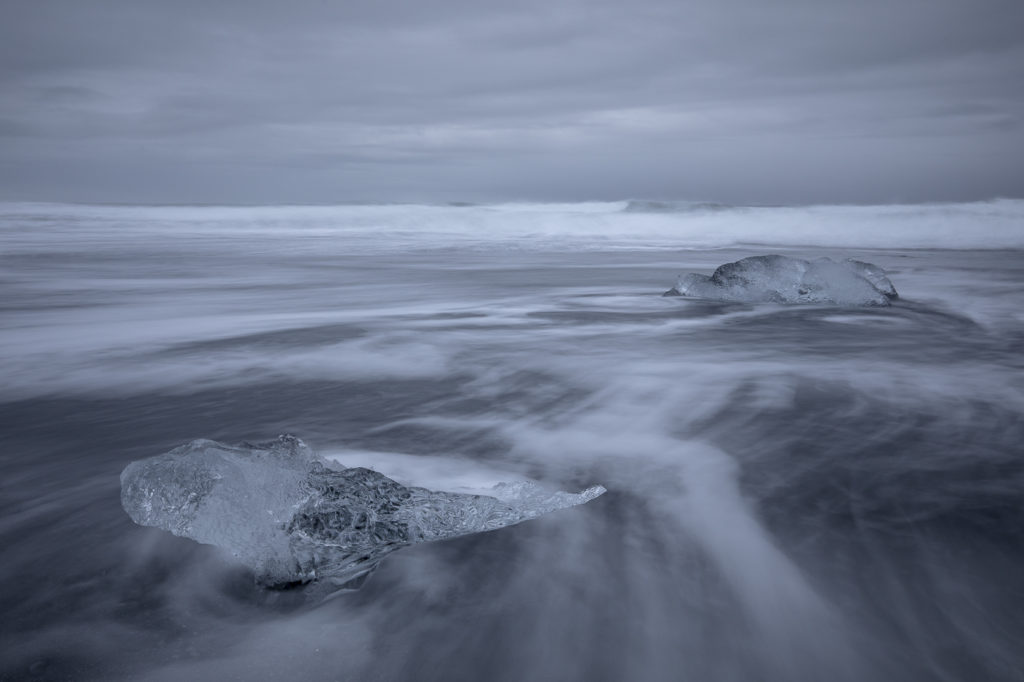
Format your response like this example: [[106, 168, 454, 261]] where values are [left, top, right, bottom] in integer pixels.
[[2, 202, 1023, 681]]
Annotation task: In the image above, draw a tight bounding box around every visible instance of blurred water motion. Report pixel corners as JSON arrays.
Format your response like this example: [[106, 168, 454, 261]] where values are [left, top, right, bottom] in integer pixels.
[[1, 202, 1023, 681]]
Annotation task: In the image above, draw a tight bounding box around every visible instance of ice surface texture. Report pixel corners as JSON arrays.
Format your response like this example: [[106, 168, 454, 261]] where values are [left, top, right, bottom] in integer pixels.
[[121, 435, 605, 589], [665, 255, 898, 306]]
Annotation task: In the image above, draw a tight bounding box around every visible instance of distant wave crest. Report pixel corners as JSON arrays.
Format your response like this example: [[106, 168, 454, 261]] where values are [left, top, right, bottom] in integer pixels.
[[1, 199, 1022, 251], [621, 199, 734, 213]]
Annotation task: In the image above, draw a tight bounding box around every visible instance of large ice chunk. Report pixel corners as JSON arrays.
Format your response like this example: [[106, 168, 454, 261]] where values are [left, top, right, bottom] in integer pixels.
[[121, 435, 605, 589], [664, 255, 898, 306]]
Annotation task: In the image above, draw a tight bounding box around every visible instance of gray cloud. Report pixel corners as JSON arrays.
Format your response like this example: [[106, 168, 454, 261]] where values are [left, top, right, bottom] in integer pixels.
[[1, 0, 1022, 203]]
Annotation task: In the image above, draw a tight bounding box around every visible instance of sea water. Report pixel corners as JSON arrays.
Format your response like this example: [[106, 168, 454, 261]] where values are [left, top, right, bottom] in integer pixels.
[[1, 200, 1022, 681]]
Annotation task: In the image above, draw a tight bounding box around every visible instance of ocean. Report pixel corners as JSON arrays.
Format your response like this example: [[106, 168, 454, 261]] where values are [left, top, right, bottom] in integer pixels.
[[1, 200, 1023, 681]]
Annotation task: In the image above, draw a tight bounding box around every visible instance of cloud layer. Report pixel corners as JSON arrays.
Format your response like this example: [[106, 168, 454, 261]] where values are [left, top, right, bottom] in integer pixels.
[[2, 0, 1023, 203]]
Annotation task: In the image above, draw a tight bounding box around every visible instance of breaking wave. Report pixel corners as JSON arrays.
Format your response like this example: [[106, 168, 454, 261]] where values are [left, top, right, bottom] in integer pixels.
[[3, 198, 1023, 251]]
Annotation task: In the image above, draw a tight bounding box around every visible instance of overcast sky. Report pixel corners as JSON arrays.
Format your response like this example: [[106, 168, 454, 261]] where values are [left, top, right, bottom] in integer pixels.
[[1, 0, 1023, 204]]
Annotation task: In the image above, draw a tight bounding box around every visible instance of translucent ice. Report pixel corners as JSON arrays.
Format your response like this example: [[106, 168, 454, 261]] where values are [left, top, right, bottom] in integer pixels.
[[665, 255, 898, 306], [120, 435, 605, 589]]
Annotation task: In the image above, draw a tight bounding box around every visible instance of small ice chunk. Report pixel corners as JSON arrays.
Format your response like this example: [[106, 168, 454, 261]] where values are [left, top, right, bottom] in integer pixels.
[[120, 435, 605, 589], [665, 255, 898, 306]]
